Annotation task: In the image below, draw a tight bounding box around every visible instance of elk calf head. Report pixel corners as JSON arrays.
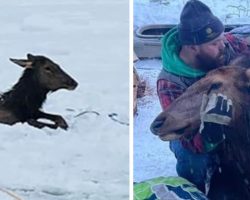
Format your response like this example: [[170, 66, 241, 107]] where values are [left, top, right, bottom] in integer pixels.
[[10, 54, 78, 92]]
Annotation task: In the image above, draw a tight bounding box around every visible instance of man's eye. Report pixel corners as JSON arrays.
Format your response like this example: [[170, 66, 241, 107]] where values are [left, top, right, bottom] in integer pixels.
[[212, 42, 219, 46]]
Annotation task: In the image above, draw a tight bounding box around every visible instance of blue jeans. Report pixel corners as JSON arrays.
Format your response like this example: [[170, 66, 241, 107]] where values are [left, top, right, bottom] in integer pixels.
[[170, 140, 219, 192]]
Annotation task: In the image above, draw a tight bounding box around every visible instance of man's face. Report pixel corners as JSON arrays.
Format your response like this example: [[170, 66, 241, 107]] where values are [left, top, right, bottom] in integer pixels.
[[196, 33, 226, 72]]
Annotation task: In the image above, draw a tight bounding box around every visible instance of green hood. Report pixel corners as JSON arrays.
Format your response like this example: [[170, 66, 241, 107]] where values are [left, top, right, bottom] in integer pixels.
[[161, 27, 205, 78]]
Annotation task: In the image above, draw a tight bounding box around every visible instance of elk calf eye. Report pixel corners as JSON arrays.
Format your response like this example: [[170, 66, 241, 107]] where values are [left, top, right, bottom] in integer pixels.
[[208, 82, 222, 94], [211, 82, 222, 89], [45, 67, 51, 72]]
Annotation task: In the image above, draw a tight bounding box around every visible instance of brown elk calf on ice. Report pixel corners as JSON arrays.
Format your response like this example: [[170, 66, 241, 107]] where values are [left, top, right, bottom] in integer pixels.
[[151, 53, 250, 199], [0, 54, 78, 130]]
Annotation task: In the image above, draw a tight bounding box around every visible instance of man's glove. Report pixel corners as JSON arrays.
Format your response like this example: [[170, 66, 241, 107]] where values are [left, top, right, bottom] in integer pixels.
[[199, 93, 233, 152]]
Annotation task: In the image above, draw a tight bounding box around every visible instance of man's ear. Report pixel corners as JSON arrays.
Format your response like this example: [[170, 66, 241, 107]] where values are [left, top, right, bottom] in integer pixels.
[[189, 45, 199, 53]]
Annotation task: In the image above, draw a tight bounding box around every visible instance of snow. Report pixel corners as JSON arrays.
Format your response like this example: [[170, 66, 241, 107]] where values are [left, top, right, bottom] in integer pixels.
[[133, 0, 250, 183], [0, 1, 128, 200], [134, 0, 250, 30], [133, 59, 177, 183]]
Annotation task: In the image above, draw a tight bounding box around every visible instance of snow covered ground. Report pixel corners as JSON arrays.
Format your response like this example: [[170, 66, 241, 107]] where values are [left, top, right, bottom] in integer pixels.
[[133, 0, 250, 183], [0, 1, 128, 200], [133, 59, 177, 183]]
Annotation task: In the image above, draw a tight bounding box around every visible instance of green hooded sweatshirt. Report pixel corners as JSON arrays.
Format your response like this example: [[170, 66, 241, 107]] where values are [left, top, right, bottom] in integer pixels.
[[161, 27, 206, 78]]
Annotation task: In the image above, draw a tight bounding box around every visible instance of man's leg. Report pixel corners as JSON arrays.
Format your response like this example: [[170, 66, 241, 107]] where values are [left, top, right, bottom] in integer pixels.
[[170, 140, 219, 192]]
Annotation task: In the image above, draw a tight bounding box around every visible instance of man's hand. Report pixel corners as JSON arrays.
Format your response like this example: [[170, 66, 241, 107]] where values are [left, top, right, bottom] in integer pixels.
[[200, 93, 233, 127], [199, 93, 233, 152]]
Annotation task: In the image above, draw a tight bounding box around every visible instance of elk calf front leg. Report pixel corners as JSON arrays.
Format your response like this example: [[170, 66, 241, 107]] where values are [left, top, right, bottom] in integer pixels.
[[36, 111, 68, 130], [27, 119, 58, 129]]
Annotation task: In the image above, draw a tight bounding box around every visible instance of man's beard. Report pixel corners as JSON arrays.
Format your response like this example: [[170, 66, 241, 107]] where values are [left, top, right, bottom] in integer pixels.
[[196, 51, 225, 72]]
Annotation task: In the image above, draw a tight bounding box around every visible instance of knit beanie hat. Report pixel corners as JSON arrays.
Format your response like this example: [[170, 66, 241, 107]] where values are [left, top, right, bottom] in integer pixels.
[[178, 0, 224, 45]]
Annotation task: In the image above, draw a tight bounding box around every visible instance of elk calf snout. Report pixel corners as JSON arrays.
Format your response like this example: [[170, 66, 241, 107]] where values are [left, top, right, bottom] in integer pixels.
[[150, 115, 166, 135], [65, 77, 78, 90]]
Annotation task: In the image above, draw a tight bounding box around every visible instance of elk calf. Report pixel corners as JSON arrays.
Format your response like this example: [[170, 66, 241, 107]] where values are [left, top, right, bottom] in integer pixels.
[[0, 54, 78, 130], [150, 53, 250, 198]]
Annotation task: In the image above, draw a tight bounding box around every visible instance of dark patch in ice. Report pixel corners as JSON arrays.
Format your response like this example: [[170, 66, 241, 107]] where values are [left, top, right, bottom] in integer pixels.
[[42, 188, 70, 196], [74, 111, 100, 118], [108, 113, 129, 126]]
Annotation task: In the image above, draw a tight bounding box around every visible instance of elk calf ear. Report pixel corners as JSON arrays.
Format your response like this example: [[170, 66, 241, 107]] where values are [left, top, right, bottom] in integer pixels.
[[9, 58, 33, 69], [27, 53, 36, 62]]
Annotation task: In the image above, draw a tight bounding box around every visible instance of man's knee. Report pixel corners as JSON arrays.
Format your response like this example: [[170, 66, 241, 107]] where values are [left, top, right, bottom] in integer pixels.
[[176, 161, 206, 191], [170, 140, 218, 191]]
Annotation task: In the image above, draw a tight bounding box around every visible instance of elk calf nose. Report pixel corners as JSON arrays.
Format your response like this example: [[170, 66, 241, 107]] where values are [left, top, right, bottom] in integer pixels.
[[150, 115, 166, 135], [70, 79, 78, 88], [67, 78, 78, 90]]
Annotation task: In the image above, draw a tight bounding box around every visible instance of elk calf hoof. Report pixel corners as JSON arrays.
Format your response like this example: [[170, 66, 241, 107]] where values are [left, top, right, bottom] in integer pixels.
[[55, 116, 68, 130]]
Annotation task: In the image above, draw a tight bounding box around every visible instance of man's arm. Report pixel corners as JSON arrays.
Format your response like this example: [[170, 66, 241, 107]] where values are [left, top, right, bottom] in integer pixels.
[[157, 79, 184, 111], [225, 33, 248, 55]]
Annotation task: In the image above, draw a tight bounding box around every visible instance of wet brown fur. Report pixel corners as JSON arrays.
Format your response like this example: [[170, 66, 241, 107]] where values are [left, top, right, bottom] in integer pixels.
[[151, 53, 250, 199]]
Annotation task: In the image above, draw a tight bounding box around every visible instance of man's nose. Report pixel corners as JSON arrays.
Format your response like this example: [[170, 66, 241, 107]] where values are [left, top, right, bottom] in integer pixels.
[[219, 40, 225, 51]]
